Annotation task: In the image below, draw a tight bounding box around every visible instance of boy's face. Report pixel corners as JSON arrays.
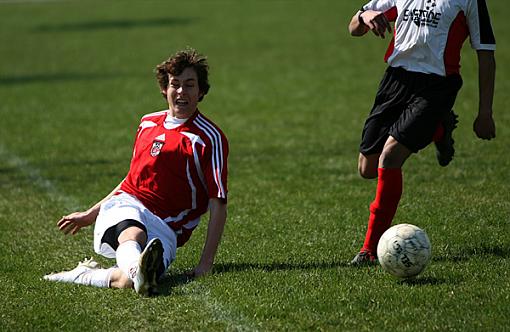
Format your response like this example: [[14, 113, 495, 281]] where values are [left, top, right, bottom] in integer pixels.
[[163, 67, 203, 119]]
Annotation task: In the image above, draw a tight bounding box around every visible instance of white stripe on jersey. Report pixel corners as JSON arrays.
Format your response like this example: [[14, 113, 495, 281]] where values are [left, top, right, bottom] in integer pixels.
[[163, 160, 196, 223], [141, 109, 167, 119], [183, 217, 200, 230], [137, 120, 157, 139], [133, 120, 157, 157], [186, 160, 197, 210], [181, 131, 207, 190], [194, 114, 226, 199]]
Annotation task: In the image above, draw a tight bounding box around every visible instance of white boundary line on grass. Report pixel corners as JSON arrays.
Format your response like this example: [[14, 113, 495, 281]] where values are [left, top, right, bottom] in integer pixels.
[[0, 144, 80, 210], [189, 286, 259, 332], [0, 143, 258, 331]]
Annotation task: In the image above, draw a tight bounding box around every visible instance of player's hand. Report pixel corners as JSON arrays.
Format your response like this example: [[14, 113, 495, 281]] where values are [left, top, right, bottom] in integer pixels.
[[187, 264, 212, 278], [57, 211, 95, 235], [473, 113, 496, 140], [360, 10, 392, 39]]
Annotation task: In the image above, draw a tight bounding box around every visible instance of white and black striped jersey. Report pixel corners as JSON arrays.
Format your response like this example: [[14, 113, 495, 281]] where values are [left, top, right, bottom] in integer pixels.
[[362, 0, 496, 75]]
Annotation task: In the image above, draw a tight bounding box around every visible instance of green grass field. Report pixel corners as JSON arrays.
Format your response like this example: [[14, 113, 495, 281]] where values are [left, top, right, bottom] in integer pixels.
[[1, 0, 509, 330]]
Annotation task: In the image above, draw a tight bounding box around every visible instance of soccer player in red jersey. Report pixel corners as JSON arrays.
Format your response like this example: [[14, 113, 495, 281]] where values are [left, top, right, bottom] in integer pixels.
[[44, 48, 229, 295], [348, 0, 496, 265]]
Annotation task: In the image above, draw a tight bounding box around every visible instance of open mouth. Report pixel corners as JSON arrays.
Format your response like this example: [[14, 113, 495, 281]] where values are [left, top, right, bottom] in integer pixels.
[[175, 98, 188, 106]]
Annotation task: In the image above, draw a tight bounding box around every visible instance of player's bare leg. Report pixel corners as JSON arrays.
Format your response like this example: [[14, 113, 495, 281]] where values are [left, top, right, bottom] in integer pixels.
[[117, 225, 147, 246], [358, 153, 380, 179], [109, 268, 133, 289], [378, 136, 411, 169], [352, 136, 411, 266]]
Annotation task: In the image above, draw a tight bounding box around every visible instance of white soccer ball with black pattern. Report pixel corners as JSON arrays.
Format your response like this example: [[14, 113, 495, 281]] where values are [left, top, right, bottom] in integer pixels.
[[377, 224, 431, 278]]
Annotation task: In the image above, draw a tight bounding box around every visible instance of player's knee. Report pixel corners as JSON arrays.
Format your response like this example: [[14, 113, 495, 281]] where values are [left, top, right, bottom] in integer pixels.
[[379, 150, 398, 168], [379, 138, 411, 168], [379, 148, 408, 168], [118, 224, 147, 247], [359, 164, 377, 179], [358, 153, 379, 179]]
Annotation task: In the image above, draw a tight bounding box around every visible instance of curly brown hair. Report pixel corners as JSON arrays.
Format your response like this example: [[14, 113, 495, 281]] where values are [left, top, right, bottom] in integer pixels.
[[155, 48, 210, 101]]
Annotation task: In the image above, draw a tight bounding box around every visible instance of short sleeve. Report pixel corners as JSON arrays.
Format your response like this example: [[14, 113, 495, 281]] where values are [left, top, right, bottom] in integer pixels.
[[362, 0, 396, 12], [466, 0, 496, 50]]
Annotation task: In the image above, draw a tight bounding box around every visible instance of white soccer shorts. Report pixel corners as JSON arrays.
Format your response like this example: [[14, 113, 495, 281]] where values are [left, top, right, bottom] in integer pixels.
[[94, 192, 177, 270]]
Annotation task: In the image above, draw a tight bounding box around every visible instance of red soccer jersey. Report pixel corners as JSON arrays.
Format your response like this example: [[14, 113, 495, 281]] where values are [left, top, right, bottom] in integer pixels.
[[120, 110, 228, 246]]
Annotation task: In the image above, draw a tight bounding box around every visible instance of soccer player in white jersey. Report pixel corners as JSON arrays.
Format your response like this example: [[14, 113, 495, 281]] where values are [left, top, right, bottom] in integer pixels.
[[44, 48, 229, 295], [348, 0, 496, 265]]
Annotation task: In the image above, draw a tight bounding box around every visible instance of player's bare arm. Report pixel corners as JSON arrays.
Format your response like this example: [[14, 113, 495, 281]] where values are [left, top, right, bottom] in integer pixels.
[[473, 50, 496, 140], [57, 181, 123, 235], [192, 198, 227, 277], [349, 10, 391, 38]]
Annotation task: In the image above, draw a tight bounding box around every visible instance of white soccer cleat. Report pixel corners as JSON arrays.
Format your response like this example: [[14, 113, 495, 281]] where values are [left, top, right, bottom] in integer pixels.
[[132, 238, 164, 296], [43, 258, 100, 284]]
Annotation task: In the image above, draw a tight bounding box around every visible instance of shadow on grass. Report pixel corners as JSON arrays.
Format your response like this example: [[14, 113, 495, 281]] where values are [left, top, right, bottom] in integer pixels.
[[0, 166, 16, 174], [155, 260, 351, 296], [432, 244, 510, 263], [158, 273, 194, 295], [214, 260, 351, 273], [397, 276, 446, 286], [0, 72, 127, 86], [35, 17, 195, 32]]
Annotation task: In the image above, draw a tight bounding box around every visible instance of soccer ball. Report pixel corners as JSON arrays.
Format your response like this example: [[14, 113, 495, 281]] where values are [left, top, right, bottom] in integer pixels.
[[377, 224, 431, 278]]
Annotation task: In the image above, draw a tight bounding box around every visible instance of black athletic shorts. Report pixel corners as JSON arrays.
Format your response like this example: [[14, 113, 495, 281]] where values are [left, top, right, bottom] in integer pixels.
[[360, 66, 463, 154]]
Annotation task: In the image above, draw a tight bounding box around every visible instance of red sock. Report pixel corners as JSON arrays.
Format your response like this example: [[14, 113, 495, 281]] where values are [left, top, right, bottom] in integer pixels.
[[362, 168, 403, 254], [432, 123, 444, 142]]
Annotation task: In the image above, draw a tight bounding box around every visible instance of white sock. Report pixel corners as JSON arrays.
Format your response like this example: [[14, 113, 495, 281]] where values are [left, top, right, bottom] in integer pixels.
[[44, 265, 114, 288], [79, 267, 115, 288], [116, 240, 142, 281]]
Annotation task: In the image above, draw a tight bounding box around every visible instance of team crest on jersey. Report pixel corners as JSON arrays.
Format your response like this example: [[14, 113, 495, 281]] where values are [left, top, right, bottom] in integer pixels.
[[150, 141, 164, 157]]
